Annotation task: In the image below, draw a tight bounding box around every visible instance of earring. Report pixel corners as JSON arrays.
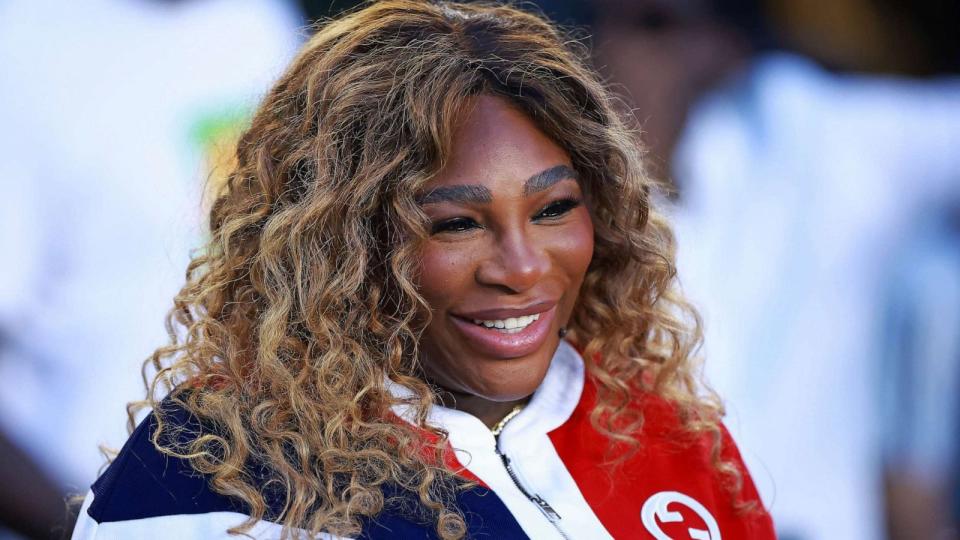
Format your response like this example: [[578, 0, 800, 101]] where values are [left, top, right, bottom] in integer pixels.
[[558, 327, 567, 338]]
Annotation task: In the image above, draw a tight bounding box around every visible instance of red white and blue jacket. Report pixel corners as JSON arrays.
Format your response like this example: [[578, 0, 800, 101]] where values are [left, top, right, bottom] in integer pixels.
[[72, 342, 775, 539]]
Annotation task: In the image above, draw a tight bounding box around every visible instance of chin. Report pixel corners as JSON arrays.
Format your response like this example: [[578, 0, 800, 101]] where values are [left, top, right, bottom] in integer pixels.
[[468, 349, 555, 401]]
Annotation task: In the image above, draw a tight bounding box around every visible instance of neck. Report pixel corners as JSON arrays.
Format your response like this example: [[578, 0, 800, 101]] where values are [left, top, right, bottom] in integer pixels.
[[433, 387, 529, 429]]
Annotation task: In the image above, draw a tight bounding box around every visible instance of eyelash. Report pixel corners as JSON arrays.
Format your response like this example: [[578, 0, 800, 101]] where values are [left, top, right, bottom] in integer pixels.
[[429, 197, 582, 235]]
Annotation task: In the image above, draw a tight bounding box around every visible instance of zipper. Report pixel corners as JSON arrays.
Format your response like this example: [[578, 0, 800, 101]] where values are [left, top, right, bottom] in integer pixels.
[[494, 429, 572, 540]]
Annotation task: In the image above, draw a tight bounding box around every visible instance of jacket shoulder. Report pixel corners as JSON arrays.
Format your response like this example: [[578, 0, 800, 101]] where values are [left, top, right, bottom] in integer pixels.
[[80, 397, 527, 540], [85, 397, 247, 525], [548, 375, 776, 539]]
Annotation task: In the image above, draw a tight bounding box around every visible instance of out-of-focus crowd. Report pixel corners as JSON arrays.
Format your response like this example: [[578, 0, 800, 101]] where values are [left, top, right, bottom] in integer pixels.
[[1, 1, 957, 539]]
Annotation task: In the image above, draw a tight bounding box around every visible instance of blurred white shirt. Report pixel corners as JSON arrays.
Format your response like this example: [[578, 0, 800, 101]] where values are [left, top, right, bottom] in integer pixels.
[[671, 53, 960, 540], [0, 0, 301, 491]]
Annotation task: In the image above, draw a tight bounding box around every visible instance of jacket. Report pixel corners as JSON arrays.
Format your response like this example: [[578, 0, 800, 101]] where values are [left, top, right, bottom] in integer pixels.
[[71, 341, 776, 539]]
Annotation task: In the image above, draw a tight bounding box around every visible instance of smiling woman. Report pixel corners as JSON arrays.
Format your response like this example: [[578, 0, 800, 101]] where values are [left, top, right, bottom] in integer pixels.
[[71, 2, 774, 539], [416, 96, 595, 425]]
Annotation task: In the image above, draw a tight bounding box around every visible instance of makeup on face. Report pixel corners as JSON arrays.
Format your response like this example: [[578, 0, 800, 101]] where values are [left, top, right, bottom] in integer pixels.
[[414, 95, 594, 419]]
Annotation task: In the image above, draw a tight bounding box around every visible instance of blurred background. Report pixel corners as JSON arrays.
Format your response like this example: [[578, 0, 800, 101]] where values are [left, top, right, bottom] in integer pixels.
[[0, 0, 957, 539]]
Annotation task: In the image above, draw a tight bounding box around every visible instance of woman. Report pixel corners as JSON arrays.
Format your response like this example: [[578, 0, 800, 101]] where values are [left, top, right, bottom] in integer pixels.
[[72, 1, 775, 538]]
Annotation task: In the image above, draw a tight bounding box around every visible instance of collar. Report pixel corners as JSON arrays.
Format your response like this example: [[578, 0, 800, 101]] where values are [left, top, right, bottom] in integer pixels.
[[389, 341, 586, 458]]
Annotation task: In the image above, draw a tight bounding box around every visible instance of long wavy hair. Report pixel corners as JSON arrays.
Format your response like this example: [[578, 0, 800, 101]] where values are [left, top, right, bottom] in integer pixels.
[[132, 1, 736, 538]]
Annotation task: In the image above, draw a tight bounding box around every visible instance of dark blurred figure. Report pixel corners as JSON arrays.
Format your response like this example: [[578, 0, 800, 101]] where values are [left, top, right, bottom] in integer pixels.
[[590, 1, 960, 539], [296, 0, 594, 28], [0, 432, 68, 539], [591, 0, 762, 181], [297, 0, 362, 20], [767, 0, 960, 76]]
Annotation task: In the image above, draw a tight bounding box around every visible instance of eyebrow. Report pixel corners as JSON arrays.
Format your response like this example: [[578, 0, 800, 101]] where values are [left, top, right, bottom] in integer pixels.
[[417, 164, 579, 205], [416, 184, 492, 205], [522, 165, 579, 196]]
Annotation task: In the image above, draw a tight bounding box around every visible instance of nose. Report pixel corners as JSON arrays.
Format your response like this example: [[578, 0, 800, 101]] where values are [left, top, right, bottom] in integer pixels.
[[475, 229, 550, 293]]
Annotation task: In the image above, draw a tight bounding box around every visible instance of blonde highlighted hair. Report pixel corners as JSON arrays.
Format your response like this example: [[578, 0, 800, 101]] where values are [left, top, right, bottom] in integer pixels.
[[132, 1, 734, 538]]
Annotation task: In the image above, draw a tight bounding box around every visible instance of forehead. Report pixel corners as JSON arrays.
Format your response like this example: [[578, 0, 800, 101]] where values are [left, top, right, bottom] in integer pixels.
[[430, 95, 572, 189]]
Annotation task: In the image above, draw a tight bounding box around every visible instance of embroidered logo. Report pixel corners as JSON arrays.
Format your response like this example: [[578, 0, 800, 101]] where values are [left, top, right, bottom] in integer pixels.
[[640, 491, 721, 540]]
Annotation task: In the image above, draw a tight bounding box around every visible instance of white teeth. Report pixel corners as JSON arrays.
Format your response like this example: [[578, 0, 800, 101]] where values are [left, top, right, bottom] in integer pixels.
[[471, 313, 540, 331]]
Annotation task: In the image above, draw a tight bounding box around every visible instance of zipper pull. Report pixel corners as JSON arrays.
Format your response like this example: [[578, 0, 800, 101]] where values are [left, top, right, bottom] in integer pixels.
[[531, 495, 562, 523], [498, 452, 564, 525]]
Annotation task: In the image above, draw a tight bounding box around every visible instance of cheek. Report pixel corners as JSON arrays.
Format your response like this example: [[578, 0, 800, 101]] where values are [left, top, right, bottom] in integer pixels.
[[557, 207, 595, 283], [417, 242, 476, 310], [550, 208, 594, 326]]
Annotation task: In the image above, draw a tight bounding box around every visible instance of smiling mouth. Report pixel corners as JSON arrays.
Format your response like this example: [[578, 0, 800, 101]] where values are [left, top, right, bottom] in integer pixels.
[[448, 305, 556, 359], [469, 313, 541, 334]]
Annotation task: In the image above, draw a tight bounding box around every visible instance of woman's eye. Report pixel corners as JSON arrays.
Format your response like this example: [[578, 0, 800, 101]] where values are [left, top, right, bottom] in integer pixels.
[[534, 198, 581, 220], [430, 217, 480, 234]]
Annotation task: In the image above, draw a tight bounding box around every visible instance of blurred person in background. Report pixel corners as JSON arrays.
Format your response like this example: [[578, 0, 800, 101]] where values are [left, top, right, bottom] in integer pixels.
[[0, 0, 300, 537], [590, 0, 960, 539], [879, 202, 960, 540]]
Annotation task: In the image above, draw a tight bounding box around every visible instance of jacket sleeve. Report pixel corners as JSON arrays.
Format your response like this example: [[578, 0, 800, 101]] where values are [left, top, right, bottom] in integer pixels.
[[70, 489, 354, 540]]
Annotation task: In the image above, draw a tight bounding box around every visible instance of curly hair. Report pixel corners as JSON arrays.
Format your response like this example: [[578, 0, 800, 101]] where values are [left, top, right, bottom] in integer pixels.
[[131, 1, 735, 538]]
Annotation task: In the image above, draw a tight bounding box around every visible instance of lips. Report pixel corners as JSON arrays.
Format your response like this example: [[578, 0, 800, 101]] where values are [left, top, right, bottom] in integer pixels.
[[455, 300, 556, 321], [449, 301, 557, 359]]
